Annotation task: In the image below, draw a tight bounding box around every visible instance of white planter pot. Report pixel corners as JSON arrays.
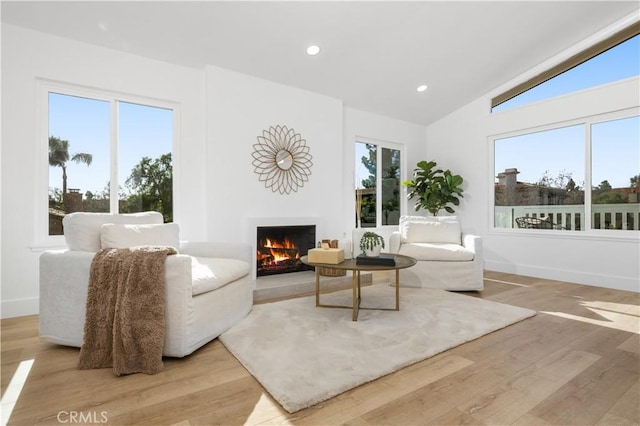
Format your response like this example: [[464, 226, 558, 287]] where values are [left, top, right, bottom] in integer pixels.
[[364, 245, 381, 257]]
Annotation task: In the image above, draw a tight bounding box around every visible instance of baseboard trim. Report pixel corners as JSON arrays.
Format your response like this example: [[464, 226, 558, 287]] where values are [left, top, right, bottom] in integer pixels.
[[485, 260, 639, 293], [1, 297, 39, 319]]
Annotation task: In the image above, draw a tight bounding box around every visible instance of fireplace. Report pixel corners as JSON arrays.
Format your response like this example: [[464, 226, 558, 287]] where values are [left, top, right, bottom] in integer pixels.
[[256, 225, 316, 277]]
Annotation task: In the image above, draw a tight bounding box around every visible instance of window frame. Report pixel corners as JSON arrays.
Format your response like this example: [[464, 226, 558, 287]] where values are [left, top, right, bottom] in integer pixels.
[[354, 136, 405, 229], [489, 107, 639, 238], [491, 22, 640, 111], [35, 79, 180, 248]]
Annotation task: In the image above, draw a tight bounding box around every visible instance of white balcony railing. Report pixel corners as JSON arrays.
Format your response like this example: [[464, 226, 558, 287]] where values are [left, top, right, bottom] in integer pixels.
[[495, 204, 640, 230]]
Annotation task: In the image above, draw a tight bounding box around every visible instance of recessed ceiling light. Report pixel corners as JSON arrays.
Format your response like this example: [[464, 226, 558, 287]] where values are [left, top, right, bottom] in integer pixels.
[[306, 45, 321, 56], [417, 85, 428, 92]]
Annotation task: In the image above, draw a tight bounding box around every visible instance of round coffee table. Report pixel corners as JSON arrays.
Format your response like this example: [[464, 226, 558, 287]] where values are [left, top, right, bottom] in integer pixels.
[[300, 254, 417, 321]]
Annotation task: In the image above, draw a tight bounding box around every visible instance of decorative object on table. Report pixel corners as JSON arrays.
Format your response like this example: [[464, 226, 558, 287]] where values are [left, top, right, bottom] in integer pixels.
[[356, 253, 396, 266], [251, 124, 313, 195], [402, 160, 464, 215], [307, 246, 345, 265], [313, 239, 346, 276], [359, 231, 385, 257], [219, 286, 536, 413]]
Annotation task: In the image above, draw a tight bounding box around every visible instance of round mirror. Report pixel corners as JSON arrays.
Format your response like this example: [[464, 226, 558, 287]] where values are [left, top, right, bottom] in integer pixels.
[[276, 150, 293, 170]]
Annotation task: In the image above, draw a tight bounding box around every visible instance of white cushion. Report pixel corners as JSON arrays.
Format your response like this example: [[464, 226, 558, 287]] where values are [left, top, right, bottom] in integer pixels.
[[63, 211, 164, 252], [399, 215, 461, 244], [100, 223, 180, 250], [398, 242, 474, 261], [191, 257, 250, 296]]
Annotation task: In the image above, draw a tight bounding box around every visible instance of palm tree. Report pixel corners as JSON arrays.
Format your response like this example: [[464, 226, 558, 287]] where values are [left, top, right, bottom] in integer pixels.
[[48, 136, 93, 194]]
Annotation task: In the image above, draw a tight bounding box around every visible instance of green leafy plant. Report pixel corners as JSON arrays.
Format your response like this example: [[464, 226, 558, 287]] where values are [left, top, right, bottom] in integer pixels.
[[402, 160, 464, 216], [359, 231, 385, 252]]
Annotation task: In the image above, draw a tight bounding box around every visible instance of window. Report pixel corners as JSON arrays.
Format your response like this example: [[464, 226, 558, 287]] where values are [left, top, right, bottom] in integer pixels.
[[46, 87, 174, 236], [591, 116, 640, 230], [494, 125, 585, 230], [492, 25, 639, 112], [493, 113, 639, 232], [355, 140, 402, 228]]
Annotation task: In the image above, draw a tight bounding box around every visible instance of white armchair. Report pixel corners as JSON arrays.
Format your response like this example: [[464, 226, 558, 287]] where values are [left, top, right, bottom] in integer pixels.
[[39, 212, 253, 358], [388, 216, 483, 291]]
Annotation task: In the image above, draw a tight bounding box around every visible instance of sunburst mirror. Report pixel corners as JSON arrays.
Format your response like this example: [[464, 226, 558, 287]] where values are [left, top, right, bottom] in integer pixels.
[[251, 125, 313, 194]]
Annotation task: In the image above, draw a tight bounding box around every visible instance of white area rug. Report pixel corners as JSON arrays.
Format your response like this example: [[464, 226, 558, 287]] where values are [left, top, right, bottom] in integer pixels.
[[220, 285, 536, 413]]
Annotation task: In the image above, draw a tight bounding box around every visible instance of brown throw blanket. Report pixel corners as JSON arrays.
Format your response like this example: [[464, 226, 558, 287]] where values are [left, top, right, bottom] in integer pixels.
[[78, 245, 177, 376]]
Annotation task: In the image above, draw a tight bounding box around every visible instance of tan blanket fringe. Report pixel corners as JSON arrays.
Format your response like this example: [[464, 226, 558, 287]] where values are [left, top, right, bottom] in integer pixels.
[[78, 246, 176, 376]]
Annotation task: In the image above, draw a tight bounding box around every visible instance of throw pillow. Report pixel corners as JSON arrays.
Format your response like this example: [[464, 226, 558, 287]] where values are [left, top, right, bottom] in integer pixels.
[[63, 211, 164, 252], [100, 223, 180, 251], [399, 215, 461, 244]]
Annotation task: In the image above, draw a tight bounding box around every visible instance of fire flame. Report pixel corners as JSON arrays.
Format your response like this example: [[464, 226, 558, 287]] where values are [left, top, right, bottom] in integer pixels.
[[269, 248, 298, 263], [263, 237, 297, 249], [258, 237, 300, 266]]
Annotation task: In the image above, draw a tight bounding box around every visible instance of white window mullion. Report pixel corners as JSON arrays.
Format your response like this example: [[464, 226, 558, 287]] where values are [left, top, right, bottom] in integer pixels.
[[110, 100, 119, 213], [584, 122, 592, 231], [376, 146, 383, 227]]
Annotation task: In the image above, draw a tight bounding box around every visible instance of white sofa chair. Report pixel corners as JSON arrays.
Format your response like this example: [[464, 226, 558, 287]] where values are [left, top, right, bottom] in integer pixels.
[[39, 211, 253, 358], [388, 216, 483, 291]]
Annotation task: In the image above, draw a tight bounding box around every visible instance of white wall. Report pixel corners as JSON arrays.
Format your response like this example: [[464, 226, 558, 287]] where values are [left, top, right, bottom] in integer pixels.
[[0, 19, 4, 316], [426, 75, 640, 292], [1, 24, 207, 317], [205, 65, 345, 245]]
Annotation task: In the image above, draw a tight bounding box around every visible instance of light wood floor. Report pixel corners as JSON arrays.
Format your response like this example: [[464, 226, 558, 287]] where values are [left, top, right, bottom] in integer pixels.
[[2, 271, 639, 425]]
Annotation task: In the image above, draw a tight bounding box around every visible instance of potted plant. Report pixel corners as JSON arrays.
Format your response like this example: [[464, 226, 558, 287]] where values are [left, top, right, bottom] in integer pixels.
[[402, 160, 464, 216], [359, 231, 385, 257]]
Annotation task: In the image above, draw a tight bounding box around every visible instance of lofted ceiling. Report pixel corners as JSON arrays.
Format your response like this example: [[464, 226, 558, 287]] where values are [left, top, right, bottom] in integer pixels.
[[2, 1, 638, 126]]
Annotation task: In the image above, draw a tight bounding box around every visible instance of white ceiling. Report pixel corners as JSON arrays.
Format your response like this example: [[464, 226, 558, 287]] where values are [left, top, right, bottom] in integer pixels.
[[2, 1, 638, 126]]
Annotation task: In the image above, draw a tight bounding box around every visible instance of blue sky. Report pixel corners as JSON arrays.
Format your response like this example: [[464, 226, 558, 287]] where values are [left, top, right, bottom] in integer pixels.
[[494, 116, 639, 189]]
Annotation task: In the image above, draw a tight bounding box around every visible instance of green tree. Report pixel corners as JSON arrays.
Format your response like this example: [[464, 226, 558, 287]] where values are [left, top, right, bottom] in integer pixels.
[[382, 198, 399, 225], [630, 174, 639, 187], [592, 180, 625, 204], [124, 153, 173, 222], [360, 144, 376, 188], [538, 169, 573, 188], [48, 136, 93, 194], [383, 164, 399, 180], [593, 191, 624, 204]]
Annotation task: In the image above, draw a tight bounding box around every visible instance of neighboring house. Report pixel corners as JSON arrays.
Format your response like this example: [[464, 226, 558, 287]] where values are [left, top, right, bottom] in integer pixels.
[[495, 168, 585, 207]]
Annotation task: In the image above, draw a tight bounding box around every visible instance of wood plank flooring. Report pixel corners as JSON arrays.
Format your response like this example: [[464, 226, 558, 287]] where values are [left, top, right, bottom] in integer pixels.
[[2, 271, 639, 425]]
